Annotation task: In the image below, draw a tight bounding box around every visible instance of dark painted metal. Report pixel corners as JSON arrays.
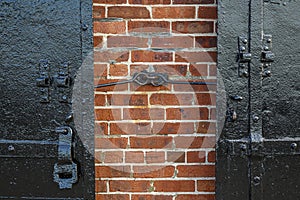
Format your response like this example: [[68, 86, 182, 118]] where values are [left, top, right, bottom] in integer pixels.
[[0, 0, 94, 199], [218, 0, 300, 199], [95, 70, 216, 88]]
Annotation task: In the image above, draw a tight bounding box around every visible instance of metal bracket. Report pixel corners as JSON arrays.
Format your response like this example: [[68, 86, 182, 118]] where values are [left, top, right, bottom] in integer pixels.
[[261, 35, 275, 77], [53, 126, 78, 189], [36, 60, 51, 103], [238, 37, 251, 77], [55, 62, 72, 103]]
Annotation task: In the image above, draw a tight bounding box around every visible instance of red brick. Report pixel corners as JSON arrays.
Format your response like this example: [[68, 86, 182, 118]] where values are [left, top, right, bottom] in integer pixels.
[[131, 84, 171, 92], [152, 7, 195, 19], [152, 36, 193, 48], [210, 107, 216, 120], [197, 180, 215, 192], [132, 50, 173, 62], [133, 165, 175, 178], [103, 151, 124, 163], [198, 6, 217, 19], [94, 0, 126, 3], [94, 64, 107, 78], [110, 180, 151, 192], [95, 166, 131, 178], [195, 36, 217, 48], [110, 122, 151, 135], [174, 136, 215, 148], [107, 36, 148, 48], [172, 21, 214, 33], [96, 194, 129, 200], [146, 151, 165, 163], [187, 151, 206, 163], [176, 194, 215, 200], [173, 81, 216, 92], [129, 0, 171, 4], [125, 151, 145, 163], [177, 165, 215, 177], [95, 94, 106, 106], [196, 122, 216, 134], [208, 151, 216, 162], [94, 36, 103, 48], [167, 151, 185, 163], [95, 122, 108, 136], [128, 21, 170, 33], [95, 180, 107, 192], [189, 64, 208, 76], [123, 108, 164, 120], [173, 0, 214, 4], [132, 195, 173, 200], [93, 6, 105, 19], [95, 108, 122, 121], [94, 51, 129, 62], [130, 64, 187, 76], [108, 6, 150, 19], [109, 64, 128, 77], [195, 93, 215, 105], [95, 137, 128, 149], [154, 180, 195, 192], [175, 51, 217, 63], [150, 93, 193, 106], [152, 122, 194, 134], [94, 21, 126, 34], [166, 107, 209, 120], [209, 64, 217, 76], [130, 136, 172, 149], [107, 94, 148, 106]]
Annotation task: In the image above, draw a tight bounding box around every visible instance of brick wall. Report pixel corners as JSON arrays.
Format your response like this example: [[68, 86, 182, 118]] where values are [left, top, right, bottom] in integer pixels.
[[93, 0, 217, 199]]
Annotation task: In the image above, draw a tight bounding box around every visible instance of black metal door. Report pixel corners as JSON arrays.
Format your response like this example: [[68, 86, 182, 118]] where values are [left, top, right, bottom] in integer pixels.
[[0, 0, 94, 199], [217, 0, 300, 199]]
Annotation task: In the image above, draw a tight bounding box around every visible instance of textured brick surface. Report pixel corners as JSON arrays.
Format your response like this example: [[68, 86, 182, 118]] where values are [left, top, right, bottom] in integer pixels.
[[93, 0, 217, 198]]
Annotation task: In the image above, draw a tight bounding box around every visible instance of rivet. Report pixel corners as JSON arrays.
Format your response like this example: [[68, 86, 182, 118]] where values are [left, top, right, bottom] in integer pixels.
[[263, 70, 271, 77], [253, 176, 261, 185], [240, 144, 247, 151], [62, 95, 67, 100], [291, 143, 297, 150], [8, 145, 15, 152], [253, 115, 259, 122], [82, 24, 88, 31], [264, 46, 269, 51], [240, 46, 246, 51], [267, 38, 272, 43], [242, 38, 248, 44]]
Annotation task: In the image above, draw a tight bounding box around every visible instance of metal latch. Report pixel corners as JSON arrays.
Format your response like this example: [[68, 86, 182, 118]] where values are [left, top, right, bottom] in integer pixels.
[[261, 35, 275, 77], [53, 126, 78, 189], [238, 36, 252, 62]]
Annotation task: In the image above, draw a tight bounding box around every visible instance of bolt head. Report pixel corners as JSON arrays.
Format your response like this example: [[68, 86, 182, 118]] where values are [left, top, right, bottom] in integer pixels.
[[240, 46, 246, 51], [242, 38, 248, 44], [264, 46, 269, 51], [253, 115, 259, 122], [291, 143, 297, 150]]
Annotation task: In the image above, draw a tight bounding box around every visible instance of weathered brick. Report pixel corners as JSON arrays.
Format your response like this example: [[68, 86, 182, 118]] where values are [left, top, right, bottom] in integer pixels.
[[177, 165, 215, 177], [152, 36, 194, 48], [95, 122, 108, 136], [95, 137, 128, 149], [110, 180, 151, 192], [130, 64, 187, 76], [173, 0, 214, 4], [187, 151, 206, 163], [95, 79, 129, 92], [166, 107, 209, 120], [209, 64, 217, 76], [109, 64, 128, 77], [128, 21, 170, 33], [152, 122, 194, 134], [195, 93, 215, 105], [94, 0, 126, 3], [107, 94, 148, 106], [167, 151, 185, 163], [93, 6, 105, 19], [96, 194, 129, 200], [146, 151, 165, 163], [95, 94, 106, 106], [197, 180, 215, 192], [174, 136, 215, 148], [175, 194, 215, 200], [152, 6, 196, 19], [130, 136, 172, 149], [94, 64, 107, 78], [132, 195, 173, 200], [129, 0, 171, 4], [208, 151, 216, 162], [94, 36, 103, 48], [94, 51, 129, 62], [103, 151, 124, 163], [195, 36, 217, 48], [107, 36, 148, 48], [95, 108, 122, 121], [133, 165, 175, 178], [125, 151, 145, 163], [154, 180, 195, 192], [210, 107, 216, 120], [150, 93, 193, 106], [93, 21, 126, 34], [173, 81, 216, 92], [95, 180, 107, 192], [189, 64, 208, 76], [95, 166, 131, 178], [172, 21, 214, 33], [131, 84, 171, 92], [132, 50, 173, 62], [175, 51, 217, 63], [110, 122, 151, 135], [196, 122, 216, 134], [108, 6, 150, 19], [123, 108, 164, 120], [198, 6, 217, 19]]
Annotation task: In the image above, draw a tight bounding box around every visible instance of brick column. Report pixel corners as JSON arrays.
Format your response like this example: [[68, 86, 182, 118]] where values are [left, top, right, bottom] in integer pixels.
[[93, 0, 217, 199]]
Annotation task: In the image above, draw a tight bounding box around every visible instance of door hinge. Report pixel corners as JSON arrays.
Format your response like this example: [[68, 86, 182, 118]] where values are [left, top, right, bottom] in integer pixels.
[[261, 34, 275, 77], [36, 60, 51, 103], [238, 36, 251, 77], [53, 126, 78, 189]]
